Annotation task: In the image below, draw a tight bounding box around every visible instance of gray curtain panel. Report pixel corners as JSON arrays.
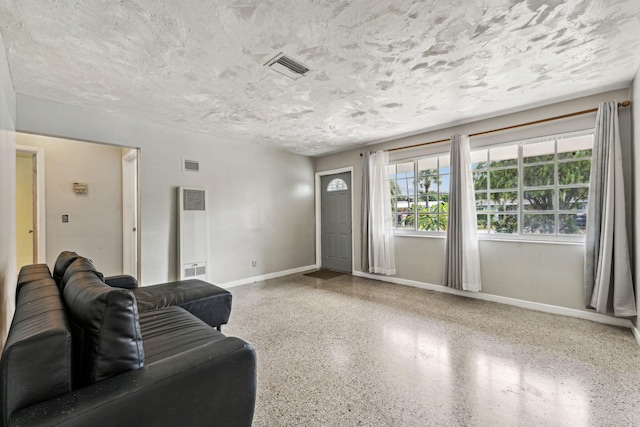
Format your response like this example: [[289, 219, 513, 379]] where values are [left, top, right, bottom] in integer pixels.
[[584, 102, 636, 317], [361, 151, 370, 273], [443, 136, 463, 290]]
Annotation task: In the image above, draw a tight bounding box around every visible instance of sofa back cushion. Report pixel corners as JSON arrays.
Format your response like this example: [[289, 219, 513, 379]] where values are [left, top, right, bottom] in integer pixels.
[[53, 251, 81, 287], [63, 271, 145, 386], [1, 274, 72, 425], [60, 257, 103, 292]]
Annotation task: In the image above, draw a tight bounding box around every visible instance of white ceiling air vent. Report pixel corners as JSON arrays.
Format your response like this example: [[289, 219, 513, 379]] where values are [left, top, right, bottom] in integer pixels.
[[182, 159, 199, 172], [264, 53, 310, 80]]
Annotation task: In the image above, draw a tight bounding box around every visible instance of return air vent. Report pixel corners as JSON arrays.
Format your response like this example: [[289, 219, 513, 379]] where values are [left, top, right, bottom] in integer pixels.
[[264, 53, 310, 80], [183, 189, 205, 211], [183, 159, 199, 172]]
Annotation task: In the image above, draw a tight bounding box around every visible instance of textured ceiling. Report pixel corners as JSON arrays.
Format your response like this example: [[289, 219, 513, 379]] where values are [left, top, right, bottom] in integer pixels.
[[1, 0, 640, 156]]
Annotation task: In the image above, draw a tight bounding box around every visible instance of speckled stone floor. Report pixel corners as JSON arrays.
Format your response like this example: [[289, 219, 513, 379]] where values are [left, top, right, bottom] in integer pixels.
[[223, 273, 640, 426]]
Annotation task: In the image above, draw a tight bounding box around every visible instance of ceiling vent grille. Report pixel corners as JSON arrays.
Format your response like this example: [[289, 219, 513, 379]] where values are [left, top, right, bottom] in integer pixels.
[[264, 53, 310, 80], [183, 159, 199, 172]]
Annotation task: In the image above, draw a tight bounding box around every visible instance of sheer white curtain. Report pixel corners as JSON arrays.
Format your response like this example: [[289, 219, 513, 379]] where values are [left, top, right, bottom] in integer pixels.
[[443, 135, 481, 292], [584, 102, 636, 316], [368, 150, 396, 275]]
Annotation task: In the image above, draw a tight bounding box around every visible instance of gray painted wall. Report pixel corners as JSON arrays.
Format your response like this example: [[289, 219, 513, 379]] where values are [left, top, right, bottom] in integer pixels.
[[16, 95, 316, 286], [0, 34, 16, 342], [17, 133, 124, 276], [315, 89, 631, 312]]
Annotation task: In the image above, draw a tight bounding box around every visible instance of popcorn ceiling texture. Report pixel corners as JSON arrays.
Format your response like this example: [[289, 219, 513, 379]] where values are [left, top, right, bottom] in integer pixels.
[[1, 0, 639, 155]]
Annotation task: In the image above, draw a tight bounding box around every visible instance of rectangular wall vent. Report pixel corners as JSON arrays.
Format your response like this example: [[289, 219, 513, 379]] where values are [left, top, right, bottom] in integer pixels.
[[183, 189, 205, 211], [264, 53, 310, 80], [183, 159, 199, 172]]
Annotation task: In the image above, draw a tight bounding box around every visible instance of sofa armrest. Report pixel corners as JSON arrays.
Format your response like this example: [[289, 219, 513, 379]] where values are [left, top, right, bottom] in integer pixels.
[[9, 337, 256, 427], [104, 275, 139, 289]]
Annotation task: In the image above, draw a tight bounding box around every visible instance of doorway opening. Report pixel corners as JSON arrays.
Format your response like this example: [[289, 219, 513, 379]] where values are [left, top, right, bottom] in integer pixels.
[[15, 145, 45, 269]]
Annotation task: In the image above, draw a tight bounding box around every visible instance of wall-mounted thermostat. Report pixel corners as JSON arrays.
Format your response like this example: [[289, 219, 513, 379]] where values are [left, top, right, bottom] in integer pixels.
[[73, 182, 88, 194]]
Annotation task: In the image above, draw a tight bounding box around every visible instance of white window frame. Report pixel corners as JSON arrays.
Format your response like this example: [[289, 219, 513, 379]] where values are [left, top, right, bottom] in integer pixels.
[[389, 129, 594, 243]]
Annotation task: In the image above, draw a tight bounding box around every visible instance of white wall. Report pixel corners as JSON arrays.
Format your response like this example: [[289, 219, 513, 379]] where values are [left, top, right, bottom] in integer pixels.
[[0, 34, 16, 343], [16, 133, 124, 276], [16, 95, 316, 286], [316, 89, 630, 312]]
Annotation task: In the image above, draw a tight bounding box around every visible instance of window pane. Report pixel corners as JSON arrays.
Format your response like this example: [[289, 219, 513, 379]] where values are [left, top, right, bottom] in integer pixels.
[[417, 157, 437, 173], [490, 168, 518, 189], [471, 149, 488, 170], [473, 171, 487, 191], [523, 164, 554, 187], [477, 214, 488, 232], [559, 187, 588, 210], [417, 175, 437, 195], [438, 155, 450, 174], [417, 214, 446, 231], [490, 214, 517, 234], [523, 140, 555, 163], [523, 214, 555, 234], [475, 192, 488, 212], [559, 214, 586, 235], [558, 135, 593, 160], [489, 145, 518, 167], [558, 160, 591, 185], [396, 161, 414, 178], [326, 178, 348, 192], [439, 174, 449, 206], [523, 190, 555, 210], [489, 191, 518, 211], [417, 195, 427, 208]]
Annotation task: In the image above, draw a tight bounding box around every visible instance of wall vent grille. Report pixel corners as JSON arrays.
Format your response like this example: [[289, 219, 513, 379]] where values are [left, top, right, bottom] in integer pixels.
[[264, 53, 310, 80], [183, 189, 205, 211], [183, 159, 200, 172]]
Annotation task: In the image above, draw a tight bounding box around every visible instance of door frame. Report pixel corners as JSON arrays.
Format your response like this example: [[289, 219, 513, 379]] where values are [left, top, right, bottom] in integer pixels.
[[16, 145, 46, 264], [122, 148, 141, 281], [315, 166, 354, 271]]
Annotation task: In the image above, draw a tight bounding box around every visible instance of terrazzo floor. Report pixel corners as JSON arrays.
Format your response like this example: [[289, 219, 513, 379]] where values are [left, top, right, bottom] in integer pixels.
[[223, 273, 640, 426]]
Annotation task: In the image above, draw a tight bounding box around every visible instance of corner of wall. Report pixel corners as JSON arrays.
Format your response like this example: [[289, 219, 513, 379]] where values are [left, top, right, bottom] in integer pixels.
[[0, 32, 17, 346]]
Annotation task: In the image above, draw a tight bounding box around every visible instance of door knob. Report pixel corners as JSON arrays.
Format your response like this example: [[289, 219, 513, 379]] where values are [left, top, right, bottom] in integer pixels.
[[28, 230, 33, 234]]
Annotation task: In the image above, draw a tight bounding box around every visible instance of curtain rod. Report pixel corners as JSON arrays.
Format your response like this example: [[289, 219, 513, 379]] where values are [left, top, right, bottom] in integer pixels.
[[359, 100, 631, 156]]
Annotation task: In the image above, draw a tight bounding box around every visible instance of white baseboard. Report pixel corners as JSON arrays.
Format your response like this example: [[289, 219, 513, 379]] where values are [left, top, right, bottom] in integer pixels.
[[352, 271, 633, 329], [220, 265, 317, 288]]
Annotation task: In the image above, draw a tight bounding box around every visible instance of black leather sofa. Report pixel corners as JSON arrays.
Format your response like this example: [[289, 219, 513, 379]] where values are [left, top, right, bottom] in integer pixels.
[[1, 252, 256, 426]]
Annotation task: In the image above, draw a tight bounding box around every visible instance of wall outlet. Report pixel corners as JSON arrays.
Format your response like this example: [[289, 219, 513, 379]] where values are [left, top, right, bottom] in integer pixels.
[[252, 259, 257, 267], [62, 214, 69, 223]]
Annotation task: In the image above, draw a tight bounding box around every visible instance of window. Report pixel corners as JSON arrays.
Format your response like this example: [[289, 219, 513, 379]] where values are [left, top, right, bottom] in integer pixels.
[[474, 131, 593, 236], [387, 130, 593, 238], [388, 154, 450, 232], [326, 178, 348, 192]]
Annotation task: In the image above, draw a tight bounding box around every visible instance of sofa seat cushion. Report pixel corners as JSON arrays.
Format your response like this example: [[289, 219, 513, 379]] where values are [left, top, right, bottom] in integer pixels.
[[63, 271, 145, 386], [139, 306, 226, 364], [133, 279, 232, 328]]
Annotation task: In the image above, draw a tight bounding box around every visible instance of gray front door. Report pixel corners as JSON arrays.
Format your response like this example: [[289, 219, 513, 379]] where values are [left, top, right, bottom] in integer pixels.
[[321, 172, 352, 273]]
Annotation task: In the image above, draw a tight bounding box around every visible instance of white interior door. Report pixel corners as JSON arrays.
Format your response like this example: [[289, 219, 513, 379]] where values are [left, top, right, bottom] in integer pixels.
[[122, 149, 139, 278]]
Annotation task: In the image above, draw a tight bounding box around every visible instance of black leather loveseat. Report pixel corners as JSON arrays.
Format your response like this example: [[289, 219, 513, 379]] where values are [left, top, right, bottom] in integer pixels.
[[1, 251, 256, 426]]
